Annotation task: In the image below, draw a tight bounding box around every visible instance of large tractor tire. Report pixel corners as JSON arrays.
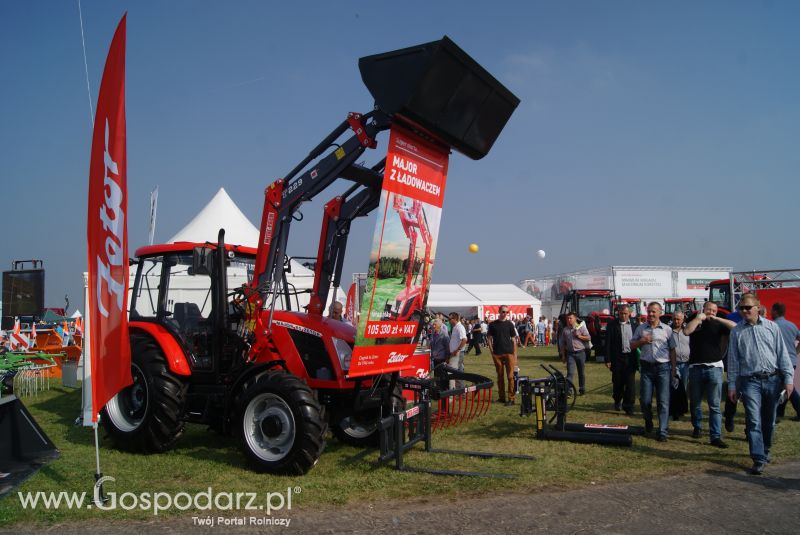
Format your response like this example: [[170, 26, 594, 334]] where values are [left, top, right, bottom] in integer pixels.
[[102, 334, 187, 453], [331, 383, 404, 447], [235, 371, 326, 475]]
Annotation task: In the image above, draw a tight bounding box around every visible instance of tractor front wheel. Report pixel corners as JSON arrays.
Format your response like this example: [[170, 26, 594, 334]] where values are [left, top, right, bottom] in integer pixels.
[[236, 371, 326, 474], [101, 335, 187, 453]]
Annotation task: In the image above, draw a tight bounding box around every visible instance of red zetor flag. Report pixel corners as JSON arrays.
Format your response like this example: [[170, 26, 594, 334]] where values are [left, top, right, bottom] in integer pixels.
[[345, 283, 356, 323], [87, 14, 131, 422]]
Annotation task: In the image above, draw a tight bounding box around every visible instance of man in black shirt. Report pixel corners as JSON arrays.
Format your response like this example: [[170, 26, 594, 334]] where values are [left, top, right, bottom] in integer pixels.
[[683, 301, 736, 447], [488, 306, 518, 406]]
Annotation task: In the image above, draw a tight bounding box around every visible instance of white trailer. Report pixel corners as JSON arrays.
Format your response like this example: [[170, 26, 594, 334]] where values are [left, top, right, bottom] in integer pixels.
[[520, 265, 731, 310]]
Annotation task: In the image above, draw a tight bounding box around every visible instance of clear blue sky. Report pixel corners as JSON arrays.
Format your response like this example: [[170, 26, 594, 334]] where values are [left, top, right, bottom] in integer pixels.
[[1, 0, 799, 313]]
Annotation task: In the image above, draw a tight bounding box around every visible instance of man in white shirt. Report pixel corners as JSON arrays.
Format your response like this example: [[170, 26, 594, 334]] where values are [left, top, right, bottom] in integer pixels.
[[448, 312, 468, 389]]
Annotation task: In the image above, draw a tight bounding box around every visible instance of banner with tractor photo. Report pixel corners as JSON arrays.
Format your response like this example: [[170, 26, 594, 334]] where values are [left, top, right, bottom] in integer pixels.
[[349, 125, 448, 377]]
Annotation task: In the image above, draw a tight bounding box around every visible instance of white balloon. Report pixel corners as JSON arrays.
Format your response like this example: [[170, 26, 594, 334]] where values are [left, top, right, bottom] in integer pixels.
[[537, 249, 546, 259]]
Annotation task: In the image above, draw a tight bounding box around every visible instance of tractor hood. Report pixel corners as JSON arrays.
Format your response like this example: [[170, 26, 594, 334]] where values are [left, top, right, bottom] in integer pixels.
[[359, 36, 520, 160]]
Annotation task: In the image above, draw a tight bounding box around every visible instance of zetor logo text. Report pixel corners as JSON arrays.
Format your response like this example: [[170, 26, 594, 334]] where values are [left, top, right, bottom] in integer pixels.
[[95, 119, 126, 318], [386, 351, 409, 364]]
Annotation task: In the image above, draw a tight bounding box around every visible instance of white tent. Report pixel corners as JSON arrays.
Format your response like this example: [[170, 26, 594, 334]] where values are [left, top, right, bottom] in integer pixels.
[[427, 283, 541, 321], [133, 188, 344, 312], [70, 310, 82, 318], [426, 284, 482, 318], [168, 188, 315, 279]]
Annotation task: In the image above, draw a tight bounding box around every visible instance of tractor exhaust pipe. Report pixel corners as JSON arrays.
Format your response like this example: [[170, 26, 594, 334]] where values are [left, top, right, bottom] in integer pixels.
[[359, 36, 520, 160]]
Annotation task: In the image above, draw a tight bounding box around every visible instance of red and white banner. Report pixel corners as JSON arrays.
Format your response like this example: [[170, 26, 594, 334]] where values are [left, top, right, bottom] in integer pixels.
[[350, 125, 449, 377], [345, 283, 356, 324], [87, 15, 132, 421], [483, 305, 532, 322]]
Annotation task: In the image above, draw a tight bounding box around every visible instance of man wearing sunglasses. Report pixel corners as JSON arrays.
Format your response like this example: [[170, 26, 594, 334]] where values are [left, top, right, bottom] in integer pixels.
[[727, 293, 795, 475], [488, 306, 518, 406]]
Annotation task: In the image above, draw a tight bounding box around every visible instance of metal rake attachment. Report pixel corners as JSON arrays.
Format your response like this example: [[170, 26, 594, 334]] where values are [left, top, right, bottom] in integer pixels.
[[400, 365, 493, 432], [0, 351, 57, 398], [379, 367, 534, 478]]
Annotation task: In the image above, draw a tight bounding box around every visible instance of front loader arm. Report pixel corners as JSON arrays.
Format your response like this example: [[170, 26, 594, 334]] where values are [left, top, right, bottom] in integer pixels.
[[308, 166, 383, 316], [243, 111, 390, 351]]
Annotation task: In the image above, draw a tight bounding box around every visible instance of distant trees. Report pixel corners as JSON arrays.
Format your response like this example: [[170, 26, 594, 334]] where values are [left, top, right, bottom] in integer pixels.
[[368, 257, 422, 279]]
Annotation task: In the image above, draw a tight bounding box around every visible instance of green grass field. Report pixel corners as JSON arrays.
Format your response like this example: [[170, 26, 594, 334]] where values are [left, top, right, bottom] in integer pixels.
[[355, 276, 408, 345], [2, 345, 798, 526]]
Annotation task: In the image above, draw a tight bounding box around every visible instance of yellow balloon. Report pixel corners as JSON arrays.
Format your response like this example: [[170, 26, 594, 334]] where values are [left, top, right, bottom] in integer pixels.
[[468, 243, 479, 253]]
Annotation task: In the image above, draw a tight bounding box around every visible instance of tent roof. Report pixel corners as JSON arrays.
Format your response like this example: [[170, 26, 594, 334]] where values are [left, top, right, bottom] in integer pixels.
[[169, 187, 259, 246], [427, 284, 481, 308], [167, 188, 313, 277], [41, 310, 69, 322], [426, 284, 541, 309], [70, 310, 82, 318], [460, 284, 542, 306]]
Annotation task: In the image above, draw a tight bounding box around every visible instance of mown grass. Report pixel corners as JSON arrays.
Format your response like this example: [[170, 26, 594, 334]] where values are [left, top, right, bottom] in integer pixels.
[[2, 345, 798, 526]]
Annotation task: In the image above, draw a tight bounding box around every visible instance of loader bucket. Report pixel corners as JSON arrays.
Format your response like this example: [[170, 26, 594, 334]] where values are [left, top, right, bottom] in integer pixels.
[[359, 36, 520, 160], [0, 395, 59, 498]]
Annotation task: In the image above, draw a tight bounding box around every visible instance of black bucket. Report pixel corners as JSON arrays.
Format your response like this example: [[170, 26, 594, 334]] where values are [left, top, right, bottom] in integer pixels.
[[359, 36, 520, 160], [0, 395, 60, 498]]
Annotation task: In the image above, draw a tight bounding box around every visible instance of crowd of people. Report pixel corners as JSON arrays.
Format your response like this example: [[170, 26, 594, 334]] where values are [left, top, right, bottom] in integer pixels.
[[602, 296, 797, 475], [420, 294, 798, 476]]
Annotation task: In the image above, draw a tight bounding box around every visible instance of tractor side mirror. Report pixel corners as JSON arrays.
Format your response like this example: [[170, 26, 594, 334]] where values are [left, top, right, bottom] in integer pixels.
[[192, 246, 214, 276]]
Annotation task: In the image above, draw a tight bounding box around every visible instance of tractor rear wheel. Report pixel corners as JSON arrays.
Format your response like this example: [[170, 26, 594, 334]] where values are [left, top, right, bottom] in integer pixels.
[[236, 371, 326, 474], [331, 383, 404, 447], [101, 334, 187, 453]]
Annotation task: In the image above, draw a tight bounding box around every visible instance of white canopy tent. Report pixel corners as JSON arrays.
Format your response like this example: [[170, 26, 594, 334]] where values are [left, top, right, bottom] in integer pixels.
[[426, 283, 541, 321], [131, 188, 344, 312]]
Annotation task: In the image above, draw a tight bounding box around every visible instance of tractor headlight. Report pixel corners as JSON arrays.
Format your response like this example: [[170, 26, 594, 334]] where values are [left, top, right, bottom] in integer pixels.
[[332, 337, 352, 372]]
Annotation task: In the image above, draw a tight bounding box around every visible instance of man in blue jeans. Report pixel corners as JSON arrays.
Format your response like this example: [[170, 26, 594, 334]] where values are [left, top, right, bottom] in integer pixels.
[[683, 301, 736, 448], [727, 293, 795, 475], [559, 312, 591, 396], [631, 302, 676, 442]]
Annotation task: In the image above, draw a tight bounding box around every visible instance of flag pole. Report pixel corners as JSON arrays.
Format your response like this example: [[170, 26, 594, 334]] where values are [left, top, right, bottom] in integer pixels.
[[93, 421, 107, 504], [85, 13, 130, 503]]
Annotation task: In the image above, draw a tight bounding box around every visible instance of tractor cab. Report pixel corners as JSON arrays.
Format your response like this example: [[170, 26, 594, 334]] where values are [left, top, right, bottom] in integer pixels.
[[661, 298, 699, 323], [707, 278, 737, 315], [558, 289, 615, 357], [129, 242, 256, 372]]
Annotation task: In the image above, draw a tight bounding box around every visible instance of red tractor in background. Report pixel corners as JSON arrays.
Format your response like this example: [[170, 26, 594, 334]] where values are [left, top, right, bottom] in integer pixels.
[[612, 297, 645, 323], [707, 269, 800, 324], [558, 289, 615, 358], [382, 195, 431, 323], [660, 297, 700, 324], [101, 37, 519, 474]]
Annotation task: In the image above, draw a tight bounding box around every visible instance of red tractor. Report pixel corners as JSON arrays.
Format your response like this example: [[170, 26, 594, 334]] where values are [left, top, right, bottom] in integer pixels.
[[612, 297, 645, 323], [558, 289, 615, 358], [660, 297, 699, 324], [100, 37, 519, 474], [382, 195, 431, 323], [707, 269, 800, 323]]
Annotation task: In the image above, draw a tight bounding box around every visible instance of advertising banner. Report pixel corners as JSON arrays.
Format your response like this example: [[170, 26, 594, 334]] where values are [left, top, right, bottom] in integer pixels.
[[613, 270, 673, 299], [483, 304, 531, 322], [86, 15, 132, 421], [523, 272, 612, 303], [676, 270, 729, 297], [349, 125, 448, 378]]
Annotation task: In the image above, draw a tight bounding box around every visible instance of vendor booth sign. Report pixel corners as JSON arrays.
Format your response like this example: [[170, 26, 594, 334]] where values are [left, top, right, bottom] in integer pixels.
[[484, 305, 532, 322], [349, 126, 448, 377]]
